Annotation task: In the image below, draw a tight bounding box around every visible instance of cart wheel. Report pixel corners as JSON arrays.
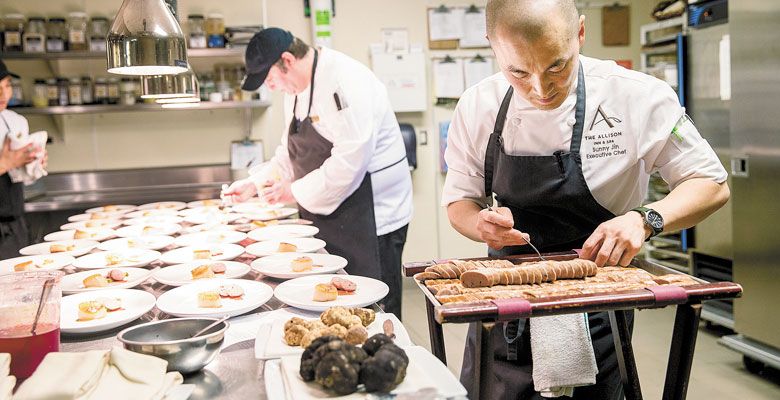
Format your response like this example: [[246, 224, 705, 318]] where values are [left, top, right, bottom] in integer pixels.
[[743, 355, 765, 374]]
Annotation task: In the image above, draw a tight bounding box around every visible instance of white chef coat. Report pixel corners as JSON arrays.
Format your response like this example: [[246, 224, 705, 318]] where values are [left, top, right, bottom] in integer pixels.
[[0, 109, 29, 145], [442, 55, 727, 215], [250, 47, 413, 236]]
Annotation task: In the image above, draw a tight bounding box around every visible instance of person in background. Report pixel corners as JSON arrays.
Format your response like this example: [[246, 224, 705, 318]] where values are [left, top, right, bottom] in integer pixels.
[[222, 28, 413, 319], [442, 0, 729, 398], [0, 59, 48, 258]]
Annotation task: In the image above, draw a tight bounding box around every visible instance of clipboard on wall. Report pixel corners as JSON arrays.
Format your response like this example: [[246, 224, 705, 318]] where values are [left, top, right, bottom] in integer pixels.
[[230, 139, 265, 170], [427, 5, 462, 50], [602, 5, 630, 46], [460, 5, 490, 48]]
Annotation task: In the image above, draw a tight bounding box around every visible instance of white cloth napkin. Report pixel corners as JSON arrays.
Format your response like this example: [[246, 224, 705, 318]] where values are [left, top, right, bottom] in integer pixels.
[[12, 347, 183, 400], [8, 131, 48, 185], [530, 313, 598, 398], [0, 354, 14, 400]]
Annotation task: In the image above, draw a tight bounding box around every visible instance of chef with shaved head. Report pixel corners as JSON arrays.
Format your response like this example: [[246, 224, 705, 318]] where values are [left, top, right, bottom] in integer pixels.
[[442, 0, 729, 398]]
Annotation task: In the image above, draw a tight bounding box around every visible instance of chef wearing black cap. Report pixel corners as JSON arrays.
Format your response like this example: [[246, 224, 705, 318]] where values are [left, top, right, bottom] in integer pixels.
[[0, 59, 44, 258], [222, 28, 413, 319]]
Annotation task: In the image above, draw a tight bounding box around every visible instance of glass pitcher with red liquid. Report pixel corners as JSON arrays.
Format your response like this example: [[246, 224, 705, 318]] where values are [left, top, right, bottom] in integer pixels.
[[0, 270, 63, 379]]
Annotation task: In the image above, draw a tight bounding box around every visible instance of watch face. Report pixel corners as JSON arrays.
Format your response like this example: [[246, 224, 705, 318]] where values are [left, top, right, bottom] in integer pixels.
[[647, 211, 664, 230]]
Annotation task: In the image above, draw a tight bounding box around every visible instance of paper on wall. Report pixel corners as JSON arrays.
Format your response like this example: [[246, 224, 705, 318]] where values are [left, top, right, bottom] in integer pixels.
[[719, 34, 731, 101], [464, 57, 495, 89], [433, 58, 465, 99], [428, 7, 465, 41], [460, 7, 489, 48]]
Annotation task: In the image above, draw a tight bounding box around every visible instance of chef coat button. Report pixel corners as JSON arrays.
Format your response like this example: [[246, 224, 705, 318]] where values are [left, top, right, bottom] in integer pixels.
[[511, 117, 522, 127]]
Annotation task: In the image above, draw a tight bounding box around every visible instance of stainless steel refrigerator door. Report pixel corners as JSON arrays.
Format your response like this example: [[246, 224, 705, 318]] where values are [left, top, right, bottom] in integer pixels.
[[730, 0, 780, 349], [686, 22, 733, 260]]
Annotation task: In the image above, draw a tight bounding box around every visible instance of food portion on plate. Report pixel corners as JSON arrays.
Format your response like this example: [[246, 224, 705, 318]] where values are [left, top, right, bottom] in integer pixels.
[[85, 205, 136, 214], [196, 284, 245, 308], [298, 332, 408, 395], [20, 239, 99, 257], [136, 201, 187, 211], [82, 269, 128, 288], [98, 235, 174, 251], [313, 277, 357, 302], [284, 306, 375, 348], [13, 258, 52, 271], [190, 262, 227, 280], [49, 243, 75, 253], [77, 297, 123, 321], [61, 219, 123, 231]]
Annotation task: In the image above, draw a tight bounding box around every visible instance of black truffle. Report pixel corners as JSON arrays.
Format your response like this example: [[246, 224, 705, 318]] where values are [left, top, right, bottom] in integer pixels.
[[314, 351, 361, 395], [300, 335, 341, 381], [362, 333, 394, 356], [359, 348, 408, 392]]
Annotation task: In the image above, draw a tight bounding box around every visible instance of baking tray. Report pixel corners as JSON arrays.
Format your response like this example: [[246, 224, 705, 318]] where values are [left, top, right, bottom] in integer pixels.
[[403, 251, 742, 324]]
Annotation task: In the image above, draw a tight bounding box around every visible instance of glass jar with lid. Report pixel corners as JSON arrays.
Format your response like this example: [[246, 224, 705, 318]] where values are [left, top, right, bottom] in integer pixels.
[[94, 78, 108, 104], [23, 17, 46, 53], [107, 78, 120, 104], [46, 18, 66, 52], [67, 12, 88, 51], [187, 14, 206, 49], [205, 14, 225, 48], [119, 78, 136, 106], [81, 77, 94, 105], [32, 79, 48, 108], [88, 17, 108, 53], [9, 78, 24, 107], [3, 14, 25, 52], [56, 78, 69, 107], [68, 78, 83, 105], [46, 78, 59, 106]]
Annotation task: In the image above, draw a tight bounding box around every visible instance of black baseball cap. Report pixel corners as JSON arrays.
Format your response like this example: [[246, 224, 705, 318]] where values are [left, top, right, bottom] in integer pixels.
[[0, 59, 20, 81], [241, 28, 294, 91]]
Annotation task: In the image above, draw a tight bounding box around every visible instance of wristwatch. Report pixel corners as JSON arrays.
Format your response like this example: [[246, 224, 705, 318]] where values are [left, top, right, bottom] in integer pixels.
[[630, 206, 664, 240]]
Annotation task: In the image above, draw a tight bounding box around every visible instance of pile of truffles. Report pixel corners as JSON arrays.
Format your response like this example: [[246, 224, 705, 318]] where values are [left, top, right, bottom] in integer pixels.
[[300, 334, 408, 395], [284, 307, 375, 347]]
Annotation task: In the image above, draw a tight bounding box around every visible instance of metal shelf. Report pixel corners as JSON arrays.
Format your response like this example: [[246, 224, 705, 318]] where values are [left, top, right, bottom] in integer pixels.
[[1, 47, 246, 60], [702, 304, 734, 329], [10, 100, 270, 115], [719, 335, 780, 370]]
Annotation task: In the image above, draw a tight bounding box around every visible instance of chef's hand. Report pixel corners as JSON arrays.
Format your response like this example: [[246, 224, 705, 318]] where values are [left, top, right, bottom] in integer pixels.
[[0, 137, 36, 172], [476, 206, 530, 250], [581, 212, 651, 267], [221, 179, 258, 204], [39, 147, 48, 170], [262, 179, 295, 205]]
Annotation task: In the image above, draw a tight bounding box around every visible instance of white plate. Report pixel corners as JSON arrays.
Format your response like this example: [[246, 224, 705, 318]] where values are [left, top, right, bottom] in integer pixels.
[[61, 267, 153, 294], [19, 239, 99, 257], [274, 275, 389, 312], [186, 199, 224, 208], [153, 260, 251, 286], [136, 201, 187, 211], [251, 253, 346, 279], [73, 249, 161, 269], [124, 209, 180, 219], [61, 289, 156, 334], [0, 254, 74, 274], [248, 225, 320, 242], [255, 309, 411, 360], [115, 223, 182, 237], [160, 243, 245, 265], [230, 202, 284, 214], [183, 213, 242, 225], [85, 205, 136, 214], [61, 220, 123, 231], [44, 228, 115, 242], [245, 238, 326, 257], [182, 223, 237, 234], [67, 211, 128, 222], [178, 206, 233, 217], [156, 279, 273, 318], [123, 215, 184, 226], [274, 346, 467, 399], [241, 207, 298, 222], [98, 235, 175, 251], [174, 231, 247, 247]]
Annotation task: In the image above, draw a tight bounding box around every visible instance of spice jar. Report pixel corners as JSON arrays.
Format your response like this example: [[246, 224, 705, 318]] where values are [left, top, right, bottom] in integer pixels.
[[187, 14, 206, 49], [56, 78, 69, 106], [46, 78, 58, 106], [67, 12, 88, 51], [32, 79, 48, 108], [3, 14, 25, 52], [9, 78, 24, 107], [46, 18, 67, 52], [80, 77, 94, 105], [119, 78, 137, 105], [199, 73, 215, 101], [68, 78, 83, 105], [88, 17, 108, 52], [107, 78, 120, 104], [94, 78, 108, 104], [23, 17, 46, 53], [205, 14, 225, 48]]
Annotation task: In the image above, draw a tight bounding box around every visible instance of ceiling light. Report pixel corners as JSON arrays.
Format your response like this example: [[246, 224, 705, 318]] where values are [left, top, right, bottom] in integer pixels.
[[107, 0, 188, 75]]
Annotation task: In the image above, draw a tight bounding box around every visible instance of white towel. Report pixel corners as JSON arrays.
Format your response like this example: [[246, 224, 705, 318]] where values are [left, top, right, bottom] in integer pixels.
[[530, 313, 598, 398], [0, 354, 13, 400], [12, 347, 183, 400], [8, 131, 48, 185], [0, 354, 9, 378]]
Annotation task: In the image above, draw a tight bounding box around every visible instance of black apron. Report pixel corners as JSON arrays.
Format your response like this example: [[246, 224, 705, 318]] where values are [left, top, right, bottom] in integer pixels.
[[286, 49, 382, 281], [460, 64, 631, 400], [0, 114, 29, 259]]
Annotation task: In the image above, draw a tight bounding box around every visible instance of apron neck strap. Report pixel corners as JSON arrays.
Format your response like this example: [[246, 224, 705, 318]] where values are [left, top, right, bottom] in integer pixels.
[[292, 48, 320, 120], [570, 61, 586, 155]]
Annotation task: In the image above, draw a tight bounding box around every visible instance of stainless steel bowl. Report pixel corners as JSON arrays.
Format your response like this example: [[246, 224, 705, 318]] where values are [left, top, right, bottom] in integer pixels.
[[117, 317, 229, 374]]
